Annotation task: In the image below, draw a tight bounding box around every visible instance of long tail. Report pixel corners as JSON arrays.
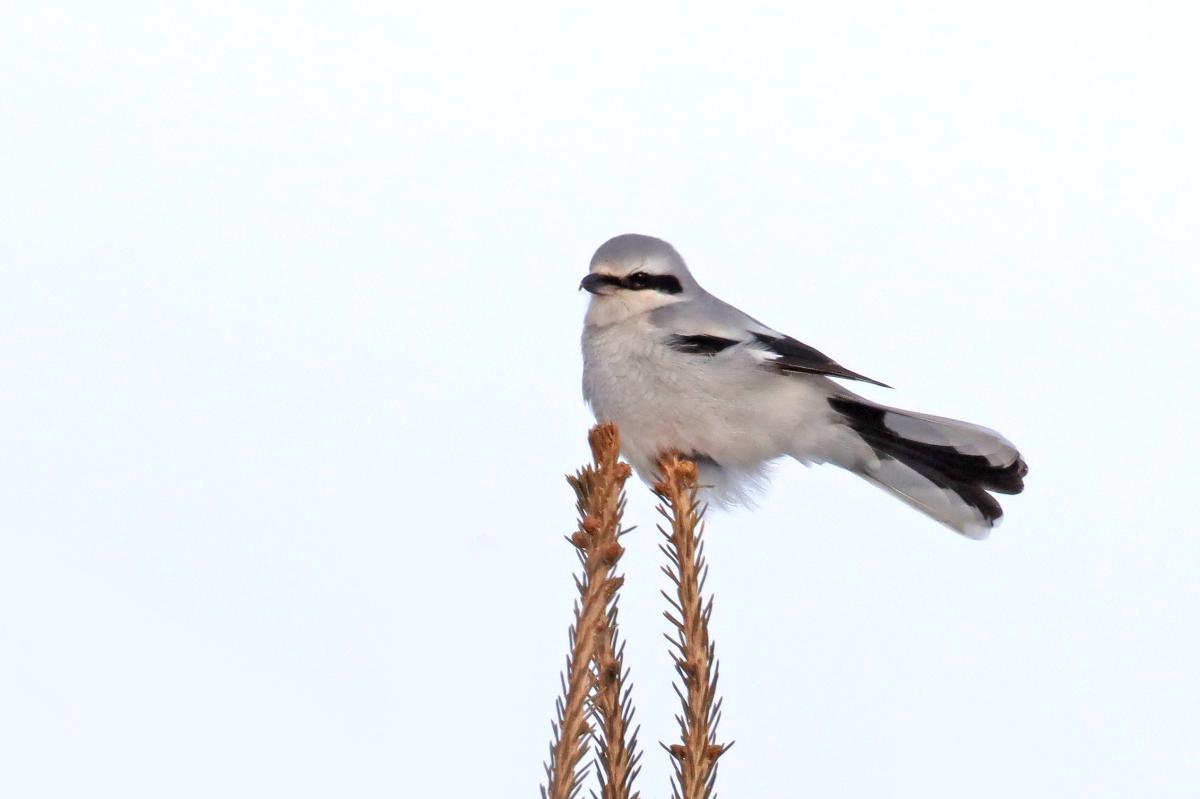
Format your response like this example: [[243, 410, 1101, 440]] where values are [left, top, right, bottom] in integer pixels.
[[828, 396, 1027, 539]]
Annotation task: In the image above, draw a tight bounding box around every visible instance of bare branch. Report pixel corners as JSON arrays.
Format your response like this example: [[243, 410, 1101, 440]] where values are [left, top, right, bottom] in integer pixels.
[[654, 453, 731, 799], [543, 425, 640, 799]]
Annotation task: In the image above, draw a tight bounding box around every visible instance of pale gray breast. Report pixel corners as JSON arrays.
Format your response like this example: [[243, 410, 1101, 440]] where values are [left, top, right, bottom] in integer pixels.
[[582, 318, 775, 438], [581, 322, 664, 418]]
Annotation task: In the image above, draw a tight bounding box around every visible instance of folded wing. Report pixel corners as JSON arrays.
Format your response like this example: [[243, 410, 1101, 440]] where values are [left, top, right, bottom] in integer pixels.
[[655, 298, 889, 387]]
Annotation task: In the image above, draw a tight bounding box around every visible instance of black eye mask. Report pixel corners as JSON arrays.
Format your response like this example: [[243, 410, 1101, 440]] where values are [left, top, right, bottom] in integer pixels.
[[622, 271, 683, 294]]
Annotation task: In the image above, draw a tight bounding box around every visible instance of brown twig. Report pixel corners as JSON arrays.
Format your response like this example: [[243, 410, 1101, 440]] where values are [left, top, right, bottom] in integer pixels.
[[591, 601, 641, 799], [542, 424, 635, 799], [655, 453, 731, 799]]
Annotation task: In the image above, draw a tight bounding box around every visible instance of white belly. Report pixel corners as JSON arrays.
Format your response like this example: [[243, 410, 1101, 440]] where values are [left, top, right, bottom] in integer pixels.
[[581, 319, 843, 501]]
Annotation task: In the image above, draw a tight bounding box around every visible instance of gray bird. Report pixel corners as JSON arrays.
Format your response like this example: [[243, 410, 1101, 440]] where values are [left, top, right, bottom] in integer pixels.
[[579, 233, 1027, 538]]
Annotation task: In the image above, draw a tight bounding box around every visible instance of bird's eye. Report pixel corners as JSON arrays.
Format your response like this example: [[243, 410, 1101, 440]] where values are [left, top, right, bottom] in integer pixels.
[[626, 272, 650, 289]]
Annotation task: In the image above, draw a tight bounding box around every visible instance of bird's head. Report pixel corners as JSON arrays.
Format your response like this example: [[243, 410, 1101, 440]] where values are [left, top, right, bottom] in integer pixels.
[[580, 234, 697, 326]]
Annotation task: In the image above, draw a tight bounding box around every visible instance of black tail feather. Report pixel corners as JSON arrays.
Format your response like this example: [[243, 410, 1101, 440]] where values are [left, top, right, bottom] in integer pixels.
[[829, 396, 1027, 528]]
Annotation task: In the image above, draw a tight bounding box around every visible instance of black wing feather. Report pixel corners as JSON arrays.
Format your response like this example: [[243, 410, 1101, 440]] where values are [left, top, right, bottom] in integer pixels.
[[665, 328, 889, 388], [752, 333, 891, 388], [666, 334, 741, 355]]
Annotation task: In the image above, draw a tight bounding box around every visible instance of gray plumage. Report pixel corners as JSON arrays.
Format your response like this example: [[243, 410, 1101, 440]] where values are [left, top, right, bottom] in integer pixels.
[[579, 233, 1027, 539]]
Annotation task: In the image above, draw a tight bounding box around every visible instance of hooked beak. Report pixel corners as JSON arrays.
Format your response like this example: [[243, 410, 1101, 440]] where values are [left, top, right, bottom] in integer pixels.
[[579, 273, 622, 295]]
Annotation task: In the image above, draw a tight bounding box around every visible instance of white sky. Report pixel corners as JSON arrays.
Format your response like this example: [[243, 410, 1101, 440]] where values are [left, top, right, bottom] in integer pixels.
[[2, 3, 1198, 797]]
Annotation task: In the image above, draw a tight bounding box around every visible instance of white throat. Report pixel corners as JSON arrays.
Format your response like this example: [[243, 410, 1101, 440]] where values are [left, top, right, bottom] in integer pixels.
[[584, 289, 684, 327]]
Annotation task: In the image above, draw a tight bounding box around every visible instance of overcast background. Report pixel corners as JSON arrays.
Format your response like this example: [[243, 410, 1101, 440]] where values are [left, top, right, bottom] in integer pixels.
[[3, 3, 1198, 797]]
